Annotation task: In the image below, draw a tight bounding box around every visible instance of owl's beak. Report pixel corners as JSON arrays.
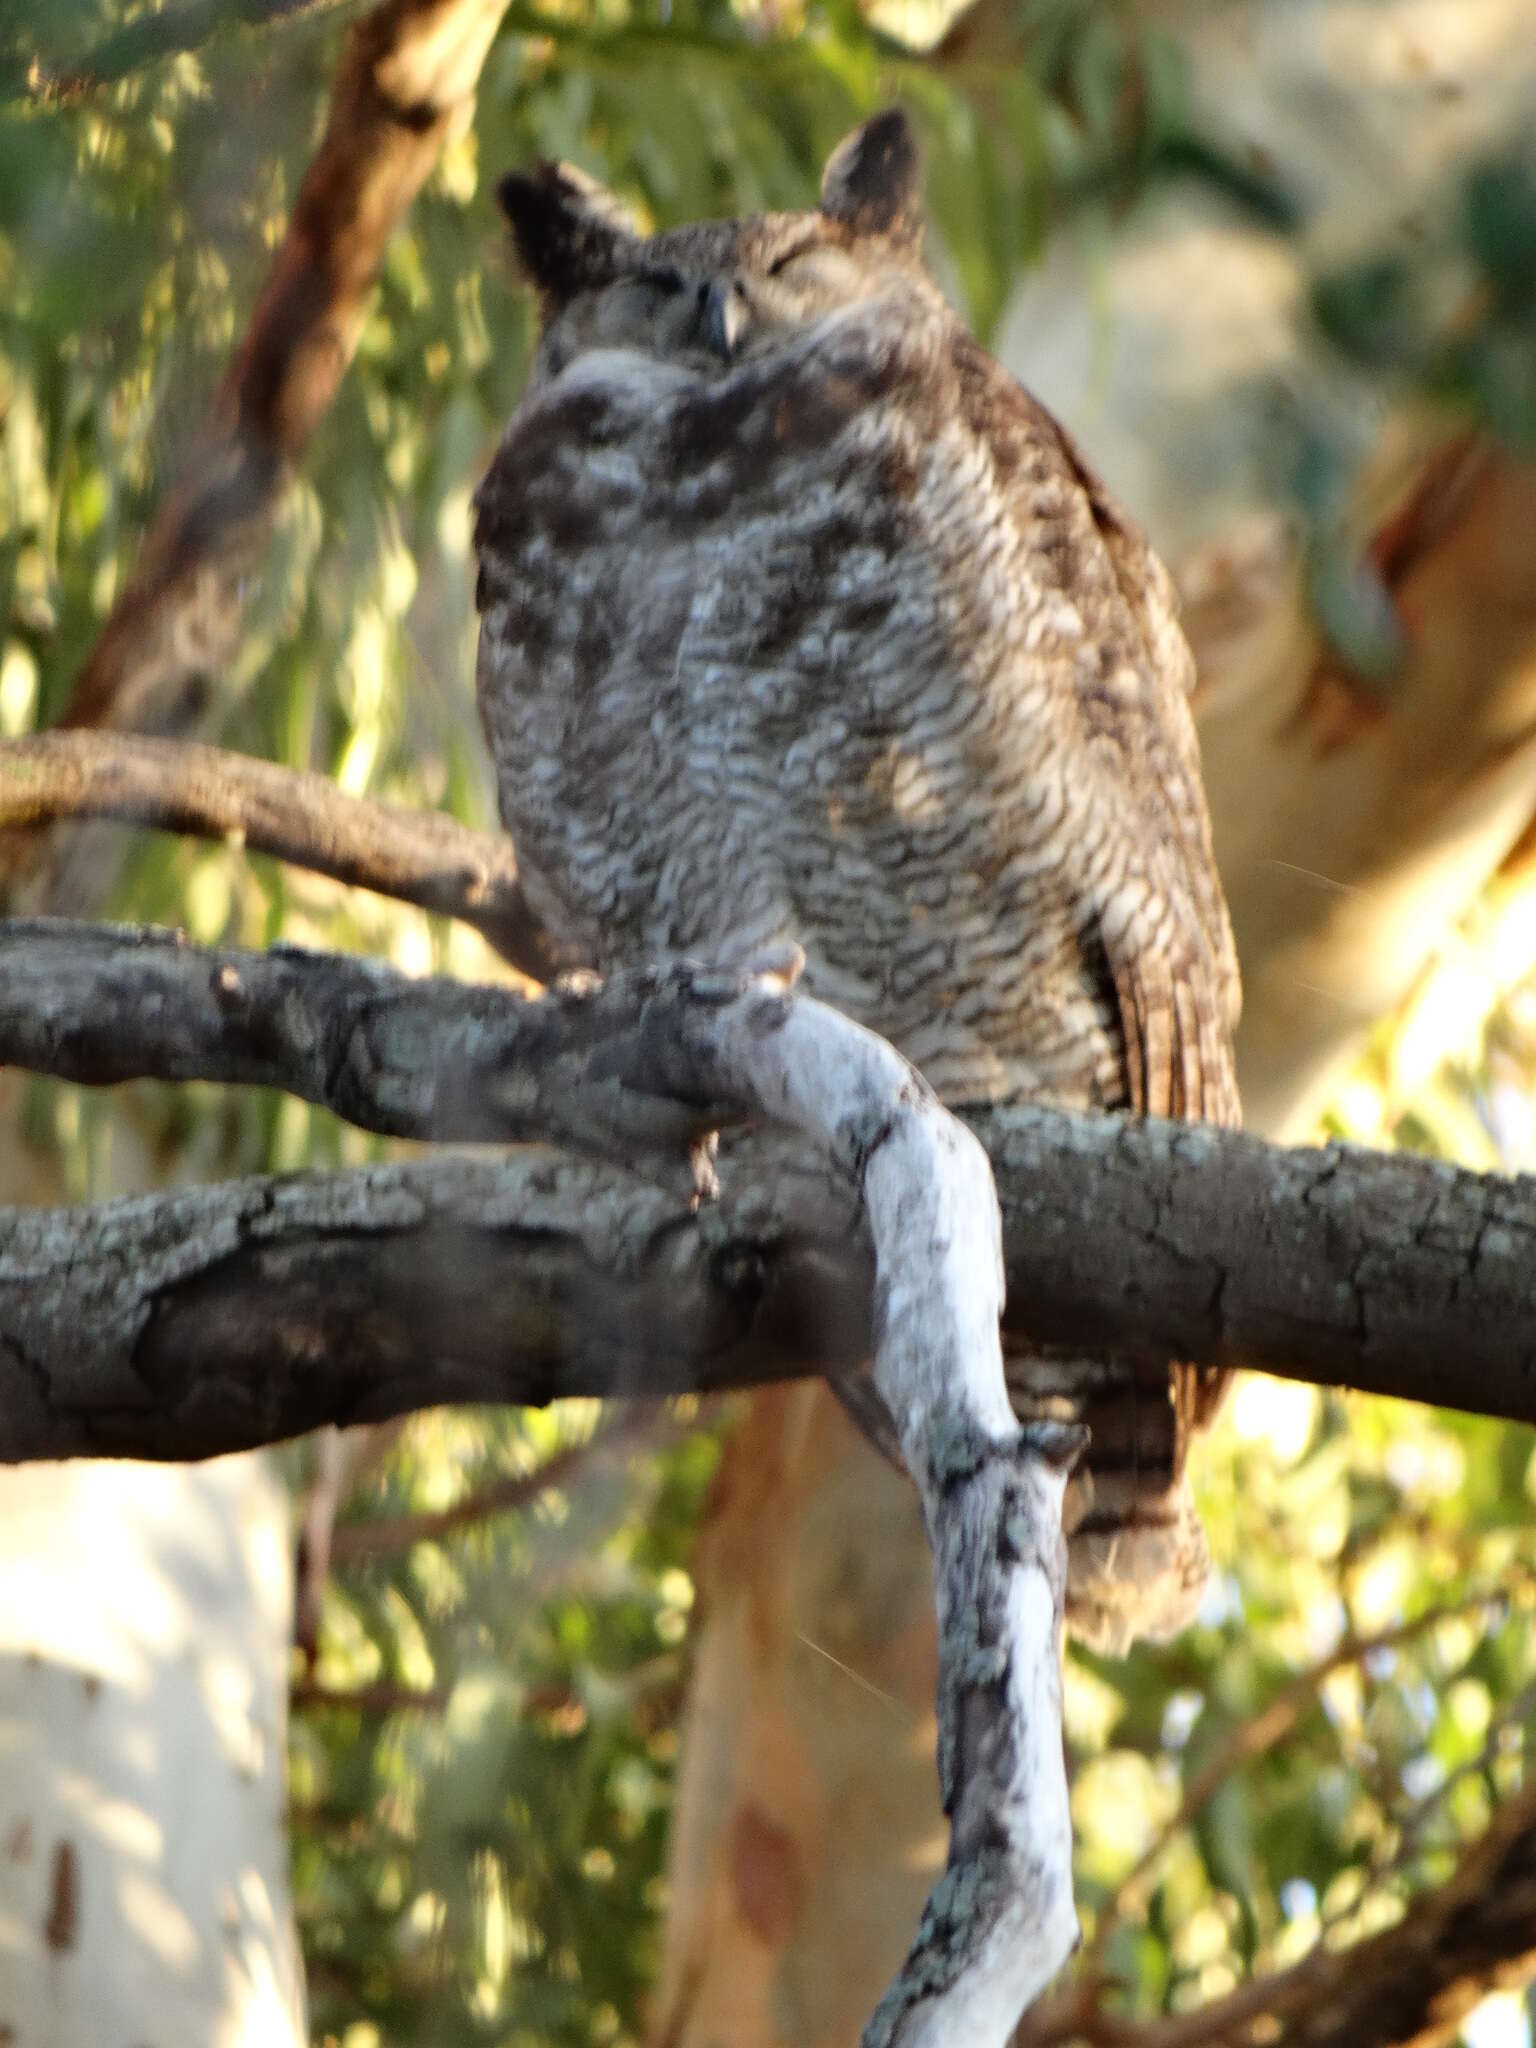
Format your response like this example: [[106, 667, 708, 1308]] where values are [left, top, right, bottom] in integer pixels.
[[701, 279, 748, 361]]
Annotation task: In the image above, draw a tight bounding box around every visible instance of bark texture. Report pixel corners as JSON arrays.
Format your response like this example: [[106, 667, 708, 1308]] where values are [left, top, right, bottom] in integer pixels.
[[0, 734, 555, 975], [2, 930, 1536, 1460], [668, 956, 1081, 2046], [0, 919, 717, 1179], [5, 946, 1087, 2046]]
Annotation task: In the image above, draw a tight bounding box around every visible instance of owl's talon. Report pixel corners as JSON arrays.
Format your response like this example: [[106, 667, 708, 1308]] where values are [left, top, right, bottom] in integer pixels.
[[740, 940, 805, 991]]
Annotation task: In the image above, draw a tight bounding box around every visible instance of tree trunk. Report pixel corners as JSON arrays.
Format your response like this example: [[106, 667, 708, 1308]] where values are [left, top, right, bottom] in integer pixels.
[[0, 1073, 305, 2046], [0, 1453, 304, 2048]]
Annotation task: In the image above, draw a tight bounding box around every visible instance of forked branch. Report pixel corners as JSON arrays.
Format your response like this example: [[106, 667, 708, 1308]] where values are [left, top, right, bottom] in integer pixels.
[[4, 918, 1536, 1451], [4, 945, 1082, 2046]]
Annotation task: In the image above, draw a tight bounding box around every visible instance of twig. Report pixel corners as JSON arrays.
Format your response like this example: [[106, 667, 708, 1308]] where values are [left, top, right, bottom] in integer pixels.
[[0, 733, 558, 976], [1078, 1583, 1522, 1975], [1019, 1776, 1536, 2048], [291, 1677, 449, 1713], [295, 1426, 350, 1661], [1346, 1674, 1536, 1913], [329, 1404, 677, 1561], [7, 0, 350, 104], [291, 1663, 675, 1720]]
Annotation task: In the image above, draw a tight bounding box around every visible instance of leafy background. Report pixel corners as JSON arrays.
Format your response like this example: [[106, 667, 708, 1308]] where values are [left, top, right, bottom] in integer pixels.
[[1, 1, 1534, 2043]]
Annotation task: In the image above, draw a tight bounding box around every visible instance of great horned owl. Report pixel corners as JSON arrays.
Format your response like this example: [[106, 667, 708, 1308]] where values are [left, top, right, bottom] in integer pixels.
[[473, 110, 1241, 1651]]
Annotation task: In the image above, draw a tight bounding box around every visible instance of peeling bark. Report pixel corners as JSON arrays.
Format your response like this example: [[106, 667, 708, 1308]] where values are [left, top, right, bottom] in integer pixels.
[[627, 954, 1082, 2045]]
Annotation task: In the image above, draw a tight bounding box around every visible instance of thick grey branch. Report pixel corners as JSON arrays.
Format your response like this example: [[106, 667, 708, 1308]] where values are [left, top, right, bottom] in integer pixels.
[[4, 946, 1084, 2039], [0, 918, 717, 1186], [3, 917, 1535, 1436], [983, 1109, 1536, 1421], [7, 1113, 1527, 1441], [0, 738, 556, 976], [0, 1145, 862, 1463]]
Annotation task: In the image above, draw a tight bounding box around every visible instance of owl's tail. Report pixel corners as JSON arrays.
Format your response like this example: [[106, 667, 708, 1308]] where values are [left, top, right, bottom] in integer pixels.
[[1062, 1469, 1210, 1655], [834, 1348, 1217, 1655]]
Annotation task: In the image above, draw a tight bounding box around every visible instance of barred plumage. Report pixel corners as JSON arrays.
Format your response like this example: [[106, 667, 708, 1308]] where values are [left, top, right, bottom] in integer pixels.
[[474, 111, 1241, 1649]]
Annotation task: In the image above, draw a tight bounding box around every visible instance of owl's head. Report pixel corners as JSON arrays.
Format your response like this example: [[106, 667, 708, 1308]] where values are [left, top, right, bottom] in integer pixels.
[[496, 110, 935, 381]]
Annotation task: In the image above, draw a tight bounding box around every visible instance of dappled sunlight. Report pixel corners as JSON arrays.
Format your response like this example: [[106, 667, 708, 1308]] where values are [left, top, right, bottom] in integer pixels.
[[2, 0, 1534, 2041]]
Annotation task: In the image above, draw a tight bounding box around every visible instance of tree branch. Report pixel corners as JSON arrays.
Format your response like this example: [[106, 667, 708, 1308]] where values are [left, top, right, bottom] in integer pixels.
[[0, 917, 729, 1188], [2, 0, 515, 910], [26, 939, 1074, 2045], [5, 0, 352, 104], [1075, 1582, 1526, 1981], [290, 1677, 449, 1714], [9, 929, 1536, 2044], [328, 1404, 675, 1562], [1020, 1775, 1536, 2048], [0, 735, 557, 974], [3, 922, 1536, 1460], [59, 0, 511, 741]]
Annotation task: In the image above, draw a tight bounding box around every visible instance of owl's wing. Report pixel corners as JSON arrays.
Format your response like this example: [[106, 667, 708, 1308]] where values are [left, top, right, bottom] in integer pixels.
[[951, 337, 1241, 1134], [1047, 408, 1242, 1131]]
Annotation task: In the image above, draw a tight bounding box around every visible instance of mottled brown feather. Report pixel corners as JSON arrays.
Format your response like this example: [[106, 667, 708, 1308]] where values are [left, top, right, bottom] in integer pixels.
[[474, 113, 1241, 1648]]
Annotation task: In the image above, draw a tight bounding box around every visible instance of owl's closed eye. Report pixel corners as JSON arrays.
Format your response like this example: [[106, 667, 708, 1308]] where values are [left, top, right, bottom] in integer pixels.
[[496, 108, 941, 382]]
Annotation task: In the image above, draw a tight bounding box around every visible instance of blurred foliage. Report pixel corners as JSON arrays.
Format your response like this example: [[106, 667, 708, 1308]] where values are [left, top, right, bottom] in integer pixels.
[[292, 1402, 718, 2044], [1069, 1387, 1536, 2031], [1302, 134, 1536, 684], [2, 1, 1535, 2046], [1313, 144, 1536, 453], [1068, 845, 1536, 2041]]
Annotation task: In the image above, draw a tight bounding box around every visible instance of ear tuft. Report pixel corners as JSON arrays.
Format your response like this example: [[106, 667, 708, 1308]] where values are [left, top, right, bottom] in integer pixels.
[[495, 160, 642, 300], [819, 108, 922, 242]]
